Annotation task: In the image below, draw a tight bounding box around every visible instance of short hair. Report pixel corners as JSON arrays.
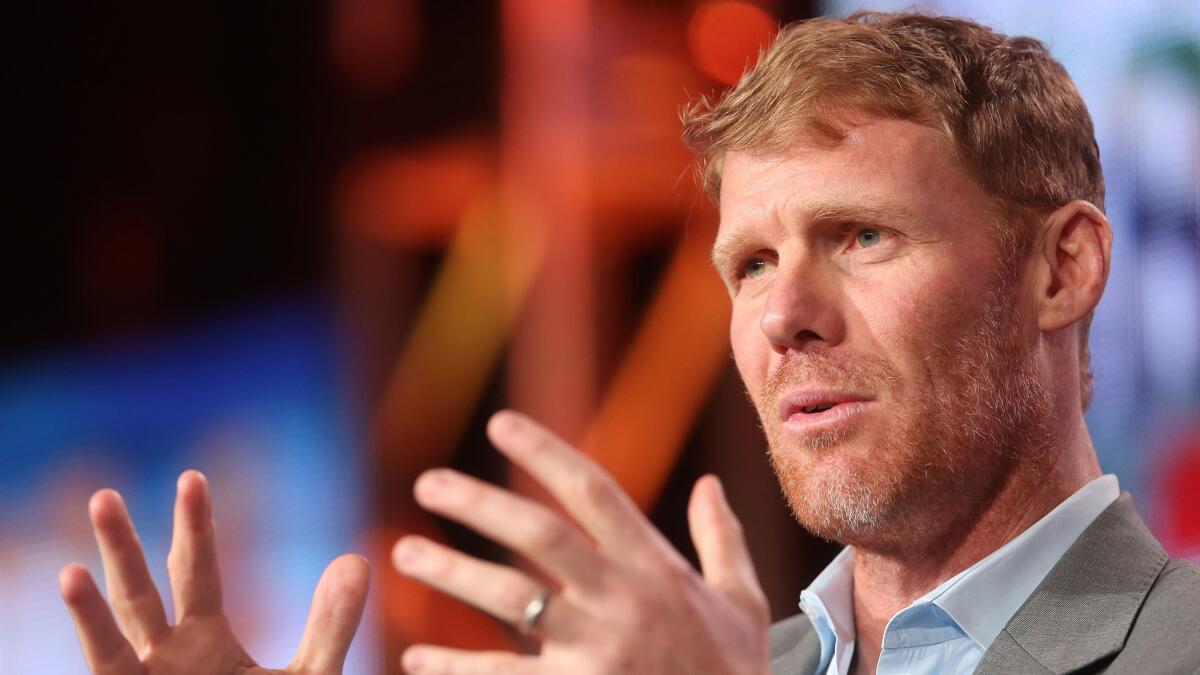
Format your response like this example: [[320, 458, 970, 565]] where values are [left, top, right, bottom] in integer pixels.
[[682, 11, 1105, 410]]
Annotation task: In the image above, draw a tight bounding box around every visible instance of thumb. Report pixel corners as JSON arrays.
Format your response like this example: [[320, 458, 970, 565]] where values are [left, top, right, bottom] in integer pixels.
[[687, 475, 768, 614], [290, 553, 370, 674]]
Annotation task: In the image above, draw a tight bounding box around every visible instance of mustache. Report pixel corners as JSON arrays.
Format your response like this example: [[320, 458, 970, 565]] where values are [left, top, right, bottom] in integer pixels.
[[763, 349, 899, 408]]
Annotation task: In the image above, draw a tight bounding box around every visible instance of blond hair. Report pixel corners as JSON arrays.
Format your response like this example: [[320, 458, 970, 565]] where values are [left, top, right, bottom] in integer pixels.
[[682, 11, 1105, 410]]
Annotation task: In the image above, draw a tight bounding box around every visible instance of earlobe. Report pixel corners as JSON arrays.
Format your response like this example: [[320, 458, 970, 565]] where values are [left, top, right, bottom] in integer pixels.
[[1036, 200, 1112, 332]]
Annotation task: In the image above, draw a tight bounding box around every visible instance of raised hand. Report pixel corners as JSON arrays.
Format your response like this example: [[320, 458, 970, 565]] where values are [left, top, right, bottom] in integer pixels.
[[392, 410, 772, 675], [59, 470, 369, 675]]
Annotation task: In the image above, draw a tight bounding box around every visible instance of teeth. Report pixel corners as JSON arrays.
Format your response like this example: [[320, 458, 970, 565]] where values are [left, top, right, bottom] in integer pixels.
[[803, 404, 834, 414]]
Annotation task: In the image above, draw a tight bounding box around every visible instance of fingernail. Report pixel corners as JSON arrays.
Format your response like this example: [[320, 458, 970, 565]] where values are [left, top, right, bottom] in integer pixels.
[[393, 538, 424, 569], [414, 470, 450, 500], [88, 489, 125, 523], [488, 409, 522, 436], [178, 469, 208, 491], [402, 647, 425, 672], [709, 474, 726, 500]]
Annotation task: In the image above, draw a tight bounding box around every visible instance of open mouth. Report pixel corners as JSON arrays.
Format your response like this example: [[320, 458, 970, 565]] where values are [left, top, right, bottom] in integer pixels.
[[776, 389, 874, 433], [780, 399, 872, 435], [800, 403, 836, 414]]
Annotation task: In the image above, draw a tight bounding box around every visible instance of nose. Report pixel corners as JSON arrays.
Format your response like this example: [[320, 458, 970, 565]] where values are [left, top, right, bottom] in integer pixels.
[[760, 260, 845, 354]]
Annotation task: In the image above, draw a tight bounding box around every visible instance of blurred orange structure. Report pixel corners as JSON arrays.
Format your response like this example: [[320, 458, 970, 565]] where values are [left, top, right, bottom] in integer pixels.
[[331, 1, 780, 671], [689, 1, 779, 85]]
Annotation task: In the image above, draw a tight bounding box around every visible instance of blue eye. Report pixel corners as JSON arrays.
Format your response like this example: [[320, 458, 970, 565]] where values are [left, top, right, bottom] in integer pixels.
[[856, 228, 884, 247], [743, 258, 768, 279]]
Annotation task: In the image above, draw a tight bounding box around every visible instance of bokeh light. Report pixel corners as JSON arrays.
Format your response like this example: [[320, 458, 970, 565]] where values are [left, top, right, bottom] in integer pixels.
[[688, 1, 779, 85]]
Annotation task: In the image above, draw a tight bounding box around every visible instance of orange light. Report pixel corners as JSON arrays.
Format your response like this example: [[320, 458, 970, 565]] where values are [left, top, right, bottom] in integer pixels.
[[371, 197, 547, 472], [335, 137, 495, 249], [687, 1, 778, 85], [369, 524, 514, 652], [581, 211, 731, 512]]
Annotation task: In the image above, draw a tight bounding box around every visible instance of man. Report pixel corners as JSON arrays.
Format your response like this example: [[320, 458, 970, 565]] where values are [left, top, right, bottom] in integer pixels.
[[60, 11, 1199, 675]]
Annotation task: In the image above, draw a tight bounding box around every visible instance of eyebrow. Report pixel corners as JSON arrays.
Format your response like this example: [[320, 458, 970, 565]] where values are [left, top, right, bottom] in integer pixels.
[[710, 199, 929, 274], [807, 201, 927, 228], [710, 232, 754, 275]]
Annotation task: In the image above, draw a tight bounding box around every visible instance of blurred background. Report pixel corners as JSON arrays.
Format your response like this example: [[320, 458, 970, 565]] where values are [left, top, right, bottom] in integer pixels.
[[3, 1, 1197, 672]]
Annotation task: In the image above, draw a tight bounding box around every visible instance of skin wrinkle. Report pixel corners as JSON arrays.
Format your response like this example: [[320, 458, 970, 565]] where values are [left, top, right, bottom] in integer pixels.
[[683, 16, 1115, 672], [720, 117, 1103, 673], [684, 11, 1108, 411], [711, 199, 938, 285], [762, 266, 1048, 550]]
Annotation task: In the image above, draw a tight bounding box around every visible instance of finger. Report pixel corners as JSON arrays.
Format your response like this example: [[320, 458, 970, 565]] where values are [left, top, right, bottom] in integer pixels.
[[412, 469, 604, 588], [402, 645, 538, 675], [291, 553, 370, 674], [89, 488, 170, 652], [393, 536, 582, 642], [59, 564, 143, 675], [687, 475, 768, 614], [167, 470, 222, 621], [485, 410, 662, 555]]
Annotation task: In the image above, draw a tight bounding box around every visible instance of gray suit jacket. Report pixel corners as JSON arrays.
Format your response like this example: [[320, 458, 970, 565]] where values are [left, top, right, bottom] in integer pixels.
[[769, 495, 1200, 674]]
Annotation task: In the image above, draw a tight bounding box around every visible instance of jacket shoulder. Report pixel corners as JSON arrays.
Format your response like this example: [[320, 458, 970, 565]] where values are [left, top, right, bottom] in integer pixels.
[[977, 494, 1193, 674], [1109, 557, 1200, 672]]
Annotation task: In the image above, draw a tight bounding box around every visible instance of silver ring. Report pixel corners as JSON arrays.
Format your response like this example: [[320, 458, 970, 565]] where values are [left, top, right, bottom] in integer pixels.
[[518, 588, 551, 635]]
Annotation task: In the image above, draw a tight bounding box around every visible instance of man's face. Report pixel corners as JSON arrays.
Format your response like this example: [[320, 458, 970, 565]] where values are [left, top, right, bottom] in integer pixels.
[[714, 118, 1050, 549]]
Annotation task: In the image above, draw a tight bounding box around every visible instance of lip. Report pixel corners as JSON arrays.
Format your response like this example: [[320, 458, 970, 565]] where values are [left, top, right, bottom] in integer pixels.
[[776, 389, 874, 435]]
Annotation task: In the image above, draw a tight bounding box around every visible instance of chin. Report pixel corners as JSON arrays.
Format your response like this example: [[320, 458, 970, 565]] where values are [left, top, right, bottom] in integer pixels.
[[769, 441, 901, 543]]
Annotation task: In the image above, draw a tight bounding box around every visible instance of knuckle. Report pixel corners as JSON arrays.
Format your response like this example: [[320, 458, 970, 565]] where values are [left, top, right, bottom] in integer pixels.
[[528, 433, 558, 461], [576, 471, 614, 508], [526, 514, 574, 553], [496, 578, 536, 619]]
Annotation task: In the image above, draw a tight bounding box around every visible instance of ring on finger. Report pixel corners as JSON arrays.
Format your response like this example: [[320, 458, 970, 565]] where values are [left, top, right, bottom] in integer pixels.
[[518, 588, 552, 635]]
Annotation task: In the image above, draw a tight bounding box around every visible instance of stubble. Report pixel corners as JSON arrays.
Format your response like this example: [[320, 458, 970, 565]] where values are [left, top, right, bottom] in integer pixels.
[[761, 275, 1052, 552]]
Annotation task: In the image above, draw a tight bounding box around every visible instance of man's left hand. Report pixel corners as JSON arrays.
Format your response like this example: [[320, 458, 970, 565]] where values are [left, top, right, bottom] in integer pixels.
[[392, 410, 772, 675]]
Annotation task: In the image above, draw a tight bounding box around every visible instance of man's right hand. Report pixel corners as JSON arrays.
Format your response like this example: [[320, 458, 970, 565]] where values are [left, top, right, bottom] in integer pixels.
[[59, 470, 369, 675]]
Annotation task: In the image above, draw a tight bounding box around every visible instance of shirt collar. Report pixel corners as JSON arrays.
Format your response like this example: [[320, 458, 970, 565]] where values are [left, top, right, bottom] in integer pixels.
[[797, 474, 1120, 662], [799, 546, 855, 674], [926, 474, 1119, 649]]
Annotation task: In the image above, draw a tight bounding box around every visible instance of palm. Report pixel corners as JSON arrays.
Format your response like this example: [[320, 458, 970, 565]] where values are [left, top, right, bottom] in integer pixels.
[[59, 471, 369, 675], [131, 617, 249, 674]]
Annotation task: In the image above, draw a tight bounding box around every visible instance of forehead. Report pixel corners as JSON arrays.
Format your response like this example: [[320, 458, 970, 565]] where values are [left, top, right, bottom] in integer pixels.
[[715, 118, 992, 237]]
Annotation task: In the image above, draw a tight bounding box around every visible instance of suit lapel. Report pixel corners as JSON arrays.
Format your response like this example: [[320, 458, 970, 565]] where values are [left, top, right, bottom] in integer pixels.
[[974, 494, 1168, 674], [770, 615, 823, 675]]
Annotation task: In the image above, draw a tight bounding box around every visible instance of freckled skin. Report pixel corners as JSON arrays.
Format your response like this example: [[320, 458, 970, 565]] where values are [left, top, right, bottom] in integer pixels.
[[718, 118, 1048, 550]]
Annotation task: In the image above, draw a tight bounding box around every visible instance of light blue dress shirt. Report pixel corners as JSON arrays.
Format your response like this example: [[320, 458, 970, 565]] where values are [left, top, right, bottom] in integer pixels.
[[799, 474, 1120, 675]]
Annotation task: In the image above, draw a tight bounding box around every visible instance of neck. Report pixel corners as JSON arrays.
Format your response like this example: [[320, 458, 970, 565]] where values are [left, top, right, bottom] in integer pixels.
[[848, 415, 1102, 671]]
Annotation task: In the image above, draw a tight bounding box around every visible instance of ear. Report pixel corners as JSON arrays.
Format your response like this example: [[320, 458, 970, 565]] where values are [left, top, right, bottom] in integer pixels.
[[1034, 200, 1113, 332]]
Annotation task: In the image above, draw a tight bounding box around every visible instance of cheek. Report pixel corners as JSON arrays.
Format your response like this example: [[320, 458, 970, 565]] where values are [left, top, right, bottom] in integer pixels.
[[729, 301, 767, 394], [871, 259, 995, 376], [851, 258, 980, 373]]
